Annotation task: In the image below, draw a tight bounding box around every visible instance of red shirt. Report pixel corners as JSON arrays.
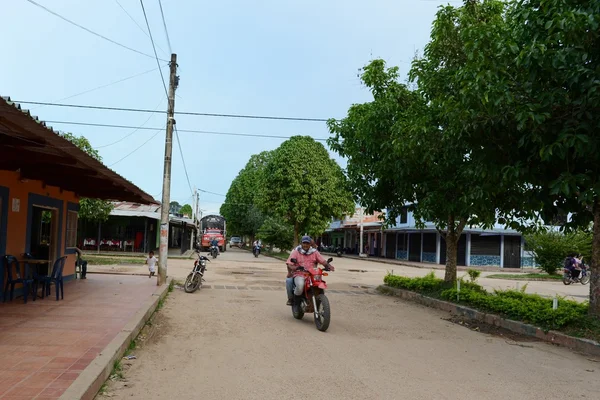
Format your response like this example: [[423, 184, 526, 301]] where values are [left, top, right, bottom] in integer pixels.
[[286, 247, 327, 278]]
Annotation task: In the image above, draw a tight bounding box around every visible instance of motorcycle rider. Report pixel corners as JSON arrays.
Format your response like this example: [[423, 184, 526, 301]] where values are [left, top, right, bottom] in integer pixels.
[[210, 237, 220, 255], [285, 235, 334, 306], [564, 252, 581, 280], [253, 239, 262, 251]]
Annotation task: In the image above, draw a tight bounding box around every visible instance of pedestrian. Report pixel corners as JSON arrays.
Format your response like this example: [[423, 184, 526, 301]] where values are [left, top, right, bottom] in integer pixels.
[[73, 247, 88, 279], [146, 251, 158, 278]]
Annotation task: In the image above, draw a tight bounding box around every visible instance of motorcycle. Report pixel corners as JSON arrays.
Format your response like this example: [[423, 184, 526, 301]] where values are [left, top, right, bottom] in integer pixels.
[[336, 245, 343, 257], [185, 251, 210, 293], [253, 245, 261, 258], [209, 245, 219, 259], [289, 257, 334, 332], [563, 264, 590, 285]]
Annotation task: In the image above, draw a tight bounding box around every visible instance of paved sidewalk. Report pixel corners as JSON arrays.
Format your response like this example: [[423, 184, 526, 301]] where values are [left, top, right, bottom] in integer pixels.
[[0, 275, 159, 399]]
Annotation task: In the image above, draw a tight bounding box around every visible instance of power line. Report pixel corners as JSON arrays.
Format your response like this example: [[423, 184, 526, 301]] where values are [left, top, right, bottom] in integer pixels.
[[109, 125, 165, 167], [139, 0, 169, 97], [36, 119, 329, 141], [199, 189, 226, 197], [10, 100, 330, 122], [28, 66, 166, 111], [24, 0, 168, 62], [114, 0, 168, 56], [157, 0, 173, 54], [174, 125, 194, 197], [95, 97, 165, 148]]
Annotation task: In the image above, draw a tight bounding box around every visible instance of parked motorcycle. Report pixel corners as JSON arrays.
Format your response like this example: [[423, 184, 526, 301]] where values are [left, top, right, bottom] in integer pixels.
[[185, 251, 210, 293], [563, 264, 590, 285], [253, 245, 261, 258], [209, 245, 219, 259], [289, 257, 334, 332]]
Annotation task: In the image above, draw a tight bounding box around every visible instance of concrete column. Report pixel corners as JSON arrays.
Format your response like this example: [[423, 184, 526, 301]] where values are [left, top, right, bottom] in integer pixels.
[[466, 232, 472, 267], [500, 234, 505, 268]]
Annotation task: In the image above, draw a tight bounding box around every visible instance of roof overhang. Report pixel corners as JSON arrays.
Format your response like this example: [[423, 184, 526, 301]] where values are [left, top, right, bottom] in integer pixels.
[[0, 97, 156, 204]]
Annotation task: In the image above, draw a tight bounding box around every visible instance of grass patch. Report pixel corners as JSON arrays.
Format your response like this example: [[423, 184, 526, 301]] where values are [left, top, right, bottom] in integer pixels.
[[168, 279, 175, 292], [86, 256, 146, 266], [111, 359, 124, 380], [383, 272, 596, 341], [486, 273, 562, 281]]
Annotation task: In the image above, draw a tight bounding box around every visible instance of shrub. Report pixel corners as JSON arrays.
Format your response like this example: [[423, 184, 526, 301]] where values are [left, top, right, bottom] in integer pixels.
[[524, 230, 591, 275], [384, 273, 588, 332], [467, 269, 481, 282], [440, 287, 587, 331]]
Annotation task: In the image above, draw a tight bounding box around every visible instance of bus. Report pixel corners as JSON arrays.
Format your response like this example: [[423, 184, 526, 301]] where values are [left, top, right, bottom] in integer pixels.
[[199, 214, 226, 252]]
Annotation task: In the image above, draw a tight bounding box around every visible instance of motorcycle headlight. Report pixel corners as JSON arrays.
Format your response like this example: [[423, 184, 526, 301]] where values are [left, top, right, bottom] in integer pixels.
[[314, 275, 322, 281]]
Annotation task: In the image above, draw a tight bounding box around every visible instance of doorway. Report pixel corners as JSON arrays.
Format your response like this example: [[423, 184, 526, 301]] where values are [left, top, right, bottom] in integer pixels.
[[503, 236, 522, 268], [409, 233, 421, 262], [29, 206, 59, 275]]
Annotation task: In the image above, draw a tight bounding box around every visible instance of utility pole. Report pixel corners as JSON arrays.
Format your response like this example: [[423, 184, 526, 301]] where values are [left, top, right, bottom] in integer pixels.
[[158, 53, 178, 286], [190, 186, 196, 251]]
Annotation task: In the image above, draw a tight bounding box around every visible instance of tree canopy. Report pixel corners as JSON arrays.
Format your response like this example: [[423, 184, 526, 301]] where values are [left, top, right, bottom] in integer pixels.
[[220, 151, 272, 239], [61, 132, 113, 222], [261, 136, 354, 245], [179, 204, 193, 217]]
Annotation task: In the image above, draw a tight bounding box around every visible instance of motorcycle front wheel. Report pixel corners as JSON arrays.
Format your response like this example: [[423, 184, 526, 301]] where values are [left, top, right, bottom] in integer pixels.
[[184, 272, 201, 293], [314, 294, 331, 332], [581, 273, 590, 285], [562, 274, 572, 285], [292, 297, 304, 320]]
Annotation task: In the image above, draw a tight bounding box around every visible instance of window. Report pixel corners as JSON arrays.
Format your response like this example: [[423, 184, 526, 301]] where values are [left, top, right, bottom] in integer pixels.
[[66, 210, 78, 247], [399, 207, 408, 224]]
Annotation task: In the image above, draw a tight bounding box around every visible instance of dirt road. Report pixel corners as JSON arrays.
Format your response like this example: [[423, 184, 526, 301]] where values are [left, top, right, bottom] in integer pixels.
[[99, 249, 598, 400]]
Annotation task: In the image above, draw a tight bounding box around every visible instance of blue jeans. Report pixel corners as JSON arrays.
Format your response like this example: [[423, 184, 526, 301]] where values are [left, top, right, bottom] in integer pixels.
[[286, 276, 305, 299]]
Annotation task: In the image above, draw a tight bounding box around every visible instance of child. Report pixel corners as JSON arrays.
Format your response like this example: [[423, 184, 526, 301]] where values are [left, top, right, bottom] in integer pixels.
[[146, 251, 158, 278]]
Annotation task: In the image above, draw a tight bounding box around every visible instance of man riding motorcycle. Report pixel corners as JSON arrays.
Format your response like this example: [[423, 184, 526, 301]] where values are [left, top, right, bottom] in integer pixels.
[[285, 235, 334, 306], [210, 238, 220, 255]]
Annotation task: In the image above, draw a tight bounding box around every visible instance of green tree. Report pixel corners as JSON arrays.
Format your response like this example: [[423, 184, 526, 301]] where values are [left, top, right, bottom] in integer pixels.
[[437, 0, 600, 314], [61, 132, 113, 222], [169, 201, 181, 214], [179, 204, 193, 217], [220, 151, 272, 239], [525, 230, 592, 275], [261, 136, 354, 245], [328, 59, 503, 282], [257, 217, 294, 251]]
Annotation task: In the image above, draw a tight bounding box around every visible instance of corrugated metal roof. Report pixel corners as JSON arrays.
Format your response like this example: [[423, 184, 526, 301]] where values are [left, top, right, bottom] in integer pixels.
[[0, 96, 157, 204], [109, 201, 195, 225]]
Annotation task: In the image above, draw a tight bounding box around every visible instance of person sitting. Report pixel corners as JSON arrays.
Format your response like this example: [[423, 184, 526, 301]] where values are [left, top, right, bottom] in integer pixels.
[[74, 247, 88, 279], [285, 236, 333, 306]]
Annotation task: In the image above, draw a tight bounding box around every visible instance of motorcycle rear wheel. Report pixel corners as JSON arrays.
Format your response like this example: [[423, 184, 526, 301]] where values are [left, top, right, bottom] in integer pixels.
[[184, 273, 201, 293], [314, 294, 331, 332]]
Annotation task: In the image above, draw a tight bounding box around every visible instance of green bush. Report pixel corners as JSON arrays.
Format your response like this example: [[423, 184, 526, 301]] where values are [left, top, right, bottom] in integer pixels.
[[384, 273, 589, 332], [440, 287, 587, 331], [524, 230, 591, 275], [467, 269, 481, 282]]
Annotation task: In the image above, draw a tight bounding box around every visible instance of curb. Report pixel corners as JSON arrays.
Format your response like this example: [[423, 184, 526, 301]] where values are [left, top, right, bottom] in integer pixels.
[[60, 279, 171, 400], [377, 285, 600, 357]]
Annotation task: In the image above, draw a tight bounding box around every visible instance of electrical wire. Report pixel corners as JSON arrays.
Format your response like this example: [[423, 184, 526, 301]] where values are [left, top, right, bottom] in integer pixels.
[[95, 97, 165, 149], [157, 0, 173, 54], [28, 66, 166, 111], [34, 119, 329, 141], [24, 0, 168, 62], [108, 126, 165, 167], [139, 0, 169, 97], [114, 0, 168, 56], [10, 101, 330, 122], [174, 125, 194, 197]]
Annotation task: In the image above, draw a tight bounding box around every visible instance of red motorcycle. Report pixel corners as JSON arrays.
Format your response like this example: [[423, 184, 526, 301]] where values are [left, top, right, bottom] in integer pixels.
[[289, 257, 334, 332]]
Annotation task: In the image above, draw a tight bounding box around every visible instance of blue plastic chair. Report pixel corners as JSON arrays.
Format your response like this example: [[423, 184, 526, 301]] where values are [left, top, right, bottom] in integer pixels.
[[35, 256, 67, 301], [3, 255, 35, 303]]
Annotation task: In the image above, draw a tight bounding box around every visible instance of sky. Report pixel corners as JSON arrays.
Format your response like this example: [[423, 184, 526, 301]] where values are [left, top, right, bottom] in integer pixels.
[[1, 0, 459, 215]]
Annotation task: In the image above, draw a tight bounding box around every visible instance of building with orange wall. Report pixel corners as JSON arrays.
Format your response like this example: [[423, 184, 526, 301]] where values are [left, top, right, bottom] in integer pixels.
[[0, 96, 156, 301]]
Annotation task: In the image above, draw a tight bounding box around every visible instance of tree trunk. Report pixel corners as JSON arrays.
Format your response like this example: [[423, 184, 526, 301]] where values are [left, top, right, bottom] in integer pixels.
[[590, 199, 600, 317], [445, 232, 458, 283]]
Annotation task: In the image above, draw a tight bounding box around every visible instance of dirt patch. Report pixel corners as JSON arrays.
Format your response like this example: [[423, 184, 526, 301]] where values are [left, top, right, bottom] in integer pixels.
[[444, 314, 541, 346]]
